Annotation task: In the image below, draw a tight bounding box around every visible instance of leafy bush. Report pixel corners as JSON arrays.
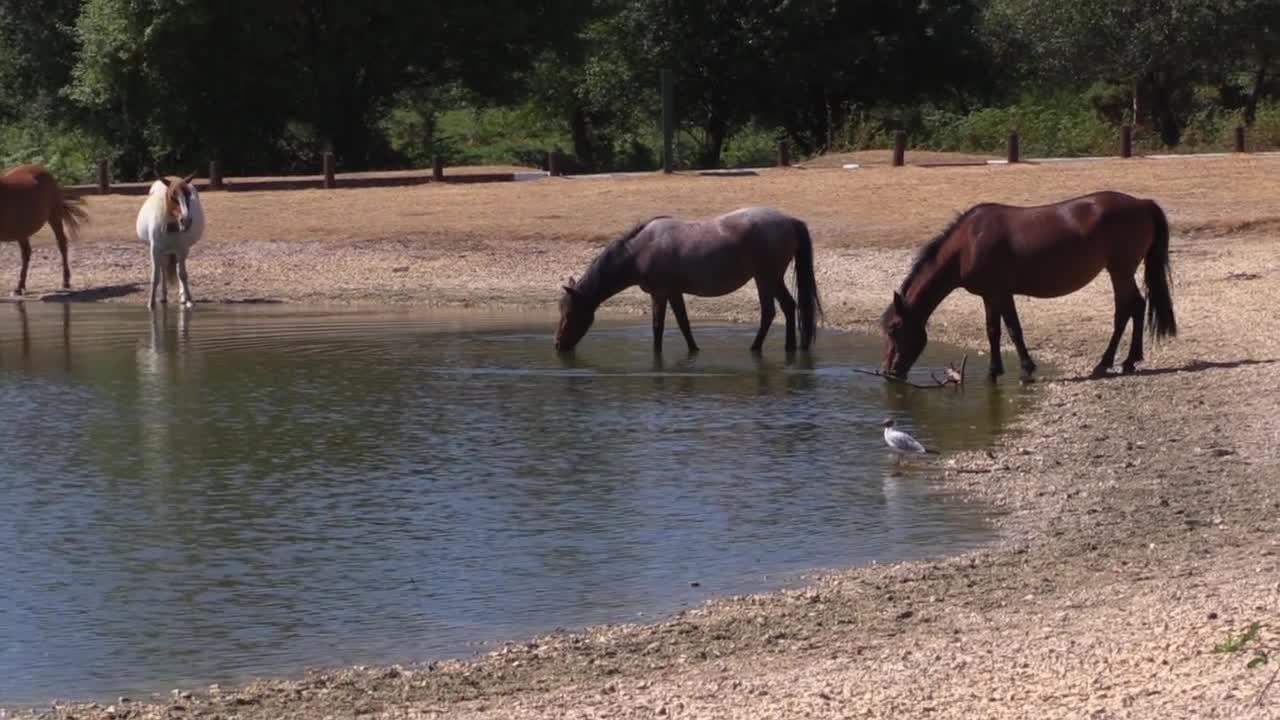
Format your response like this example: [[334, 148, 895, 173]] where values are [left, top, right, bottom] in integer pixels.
[[0, 118, 111, 184], [927, 99, 1115, 157], [721, 124, 779, 169]]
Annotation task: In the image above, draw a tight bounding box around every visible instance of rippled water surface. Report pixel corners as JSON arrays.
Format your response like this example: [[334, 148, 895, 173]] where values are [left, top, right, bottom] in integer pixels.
[[0, 303, 1032, 705]]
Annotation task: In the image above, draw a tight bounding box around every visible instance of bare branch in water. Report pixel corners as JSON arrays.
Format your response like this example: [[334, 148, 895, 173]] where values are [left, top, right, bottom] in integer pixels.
[[855, 354, 968, 391]]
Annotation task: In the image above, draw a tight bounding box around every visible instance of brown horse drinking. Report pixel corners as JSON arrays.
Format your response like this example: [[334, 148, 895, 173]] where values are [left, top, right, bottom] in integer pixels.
[[555, 206, 822, 354], [880, 191, 1176, 381], [0, 164, 88, 295]]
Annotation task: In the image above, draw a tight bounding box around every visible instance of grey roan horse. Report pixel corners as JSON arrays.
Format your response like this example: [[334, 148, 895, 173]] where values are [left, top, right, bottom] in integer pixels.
[[554, 206, 822, 354]]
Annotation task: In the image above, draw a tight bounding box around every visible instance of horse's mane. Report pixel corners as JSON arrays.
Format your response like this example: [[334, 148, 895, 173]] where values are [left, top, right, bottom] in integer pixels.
[[143, 181, 171, 225], [579, 215, 671, 292], [900, 204, 986, 292]]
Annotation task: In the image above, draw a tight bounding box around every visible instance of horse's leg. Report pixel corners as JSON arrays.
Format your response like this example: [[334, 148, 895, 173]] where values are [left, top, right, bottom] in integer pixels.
[[775, 283, 798, 352], [999, 296, 1037, 378], [50, 216, 71, 289], [147, 251, 163, 309], [1092, 272, 1140, 378], [651, 294, 667, 354], [669, 294, 699, 353], [177, 252, 195, 308], [1118, 273, 1146, 374], [750, 278, 778, 353], [982, 296, 1004, 378], [13, 237, 31, 295]]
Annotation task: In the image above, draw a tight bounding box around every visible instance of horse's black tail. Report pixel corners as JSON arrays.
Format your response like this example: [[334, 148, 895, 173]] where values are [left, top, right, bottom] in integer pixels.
[[792, 219, 823, 349], [1143, 200, 1177, 340]]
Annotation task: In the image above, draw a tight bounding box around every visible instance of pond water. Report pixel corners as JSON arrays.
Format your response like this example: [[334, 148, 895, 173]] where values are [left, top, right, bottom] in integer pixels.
[[0, 303, 1032, 705]]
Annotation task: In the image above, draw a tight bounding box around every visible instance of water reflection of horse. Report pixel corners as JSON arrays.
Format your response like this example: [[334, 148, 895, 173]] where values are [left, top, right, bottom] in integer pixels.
[[137, 308, 192, 468], [3, 302, 72, 371], [880, 191, 1176, 381], [555, 207, 823, 355], [0, 164, 88, 296]]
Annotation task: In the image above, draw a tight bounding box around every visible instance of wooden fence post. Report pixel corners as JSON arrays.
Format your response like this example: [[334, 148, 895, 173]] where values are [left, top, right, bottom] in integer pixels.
[[1121, 125, 1133, 158], [209, 160, 223, 191], [1007, 132, 1020, 163], [777, 141, 790, 167], [432, 155, 444, 181], [892, 130, 906, 167], [548, 149, 562, 177], [322, 152, 336, 189], [1234, 125, 1246, 153], [97, 159, 110, 194]]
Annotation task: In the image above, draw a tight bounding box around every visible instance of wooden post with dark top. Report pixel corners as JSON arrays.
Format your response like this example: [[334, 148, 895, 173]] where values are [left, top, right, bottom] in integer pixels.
[[432, 155, 444, 181], [209, 160, 223, 191], [1235, 125, 1246, 152], [1007, 132, 1020, 163], [322, 152, 336, 189], [892, 130, 906, 167], [777, 141, 790, 167], [548, 149, 562, 177], [1121, 125, 1133, 158], [97, 159, 109, 194]]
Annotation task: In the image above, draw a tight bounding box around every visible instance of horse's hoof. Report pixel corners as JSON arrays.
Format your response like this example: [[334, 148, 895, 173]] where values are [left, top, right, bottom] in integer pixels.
[[1121, 362, 1137, 375], [1019, 374, 1037, 385], [10, 290, 22, 297], [1089, 366, 1110, 379]]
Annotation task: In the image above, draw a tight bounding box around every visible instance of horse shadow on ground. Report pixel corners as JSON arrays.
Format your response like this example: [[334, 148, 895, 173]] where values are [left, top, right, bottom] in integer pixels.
[[37, 283, 141, 302], [1054, 357, 1280, 383]]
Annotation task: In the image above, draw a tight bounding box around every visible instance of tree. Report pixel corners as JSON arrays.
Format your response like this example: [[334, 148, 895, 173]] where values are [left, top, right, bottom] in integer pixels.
[[0, 0, 82, 119], [984, 0, 1226, 145]]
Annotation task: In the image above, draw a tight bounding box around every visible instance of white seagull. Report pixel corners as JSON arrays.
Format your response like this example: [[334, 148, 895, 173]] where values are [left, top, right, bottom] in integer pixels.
[[882, 418, 939, 462]]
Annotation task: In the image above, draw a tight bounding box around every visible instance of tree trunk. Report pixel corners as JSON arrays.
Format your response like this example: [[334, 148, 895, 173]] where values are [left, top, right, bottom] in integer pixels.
[[569, 106, 595, 169], [1152, 79, 1181, 147], [1246, 54, 1268, 126], [1133, 74, 1154, 130], [700, 116, 727, 168]]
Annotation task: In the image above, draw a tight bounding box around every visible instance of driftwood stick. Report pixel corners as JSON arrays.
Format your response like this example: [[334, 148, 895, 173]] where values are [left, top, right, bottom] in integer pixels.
[[853, 354, 968, 391]]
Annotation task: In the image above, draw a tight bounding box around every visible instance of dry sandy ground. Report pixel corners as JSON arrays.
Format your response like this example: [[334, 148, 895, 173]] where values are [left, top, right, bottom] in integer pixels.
[[9, 156, 1280, 719]]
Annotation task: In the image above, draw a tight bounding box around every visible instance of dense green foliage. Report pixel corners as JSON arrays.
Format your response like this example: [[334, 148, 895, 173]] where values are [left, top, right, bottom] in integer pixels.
[[3, 0, 1280, 181]]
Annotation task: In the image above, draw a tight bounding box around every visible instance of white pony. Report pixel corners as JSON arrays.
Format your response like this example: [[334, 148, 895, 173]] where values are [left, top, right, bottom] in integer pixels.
[[136, 174, 205, 308]]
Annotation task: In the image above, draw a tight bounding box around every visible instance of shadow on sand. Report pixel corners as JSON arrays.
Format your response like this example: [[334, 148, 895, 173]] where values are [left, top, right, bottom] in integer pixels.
[[36, 283, 142, 302], [1054, 357, 1280, 383]]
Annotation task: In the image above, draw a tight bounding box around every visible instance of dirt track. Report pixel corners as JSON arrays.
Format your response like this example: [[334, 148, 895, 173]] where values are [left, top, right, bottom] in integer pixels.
[[11, 156, 1280, 719]]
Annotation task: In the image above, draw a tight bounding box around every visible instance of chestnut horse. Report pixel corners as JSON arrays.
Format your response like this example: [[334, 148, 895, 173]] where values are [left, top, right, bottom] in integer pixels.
[[555, 206, 822, 354], [880, 191, 1176, 381], [0, 164, 88, 295]]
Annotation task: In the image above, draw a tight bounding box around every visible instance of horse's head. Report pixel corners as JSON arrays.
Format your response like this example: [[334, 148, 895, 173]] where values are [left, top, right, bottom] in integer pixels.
[[160, 173, 198, 233], [880, 291, 927, 378], [554, 276, 594, 352]]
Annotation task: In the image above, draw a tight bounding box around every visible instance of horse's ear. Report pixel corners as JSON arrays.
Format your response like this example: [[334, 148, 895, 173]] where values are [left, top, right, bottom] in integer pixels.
[[158, 177, 171, 187], [562, 284, 579, 297], [892, 291, 908, 316], [567, 275, 577, 287], [183, 172, 197, 185]]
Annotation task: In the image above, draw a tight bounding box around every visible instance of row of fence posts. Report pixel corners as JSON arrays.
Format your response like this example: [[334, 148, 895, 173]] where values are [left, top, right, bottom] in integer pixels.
[[88, 124, 1256, 193]]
